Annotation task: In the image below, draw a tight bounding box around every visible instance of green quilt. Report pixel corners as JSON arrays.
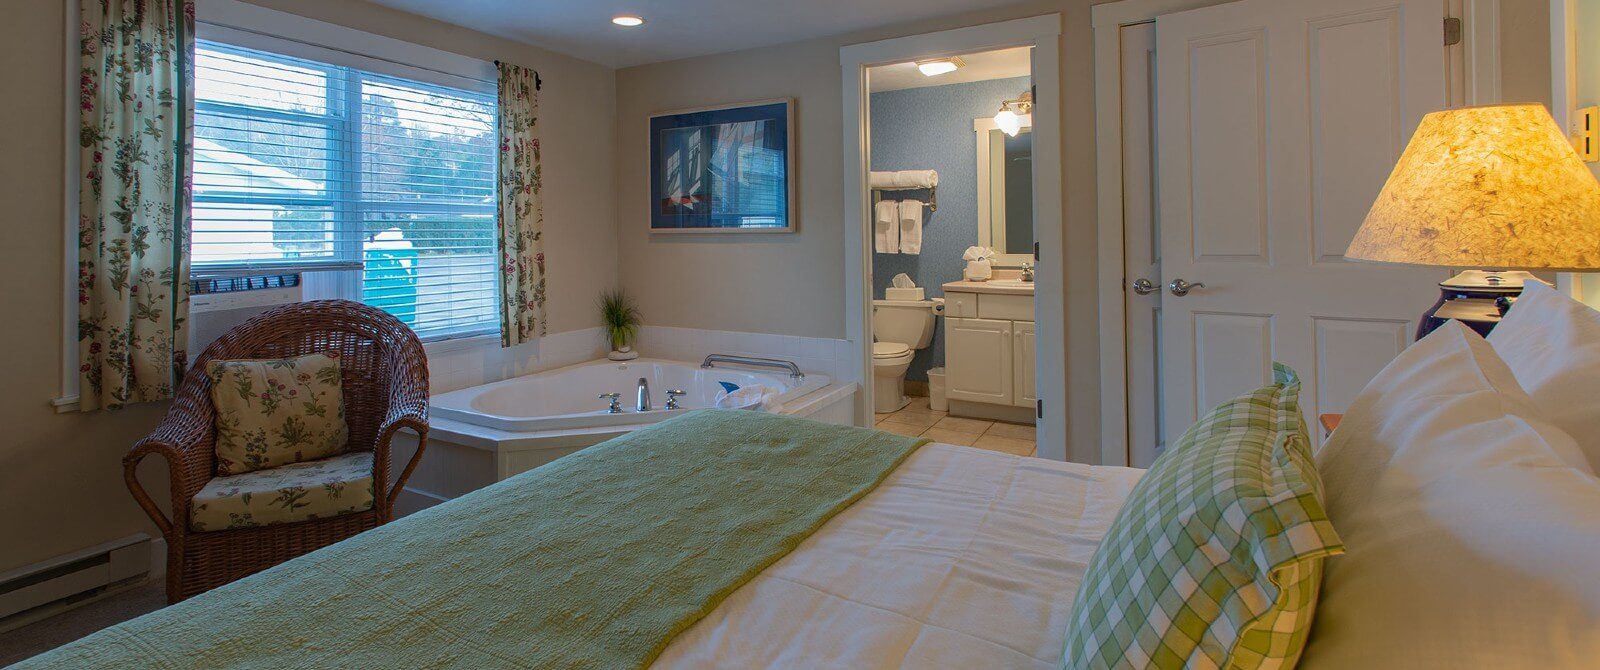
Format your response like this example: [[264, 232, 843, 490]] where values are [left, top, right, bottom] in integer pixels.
[[17, 410, 925, 669]]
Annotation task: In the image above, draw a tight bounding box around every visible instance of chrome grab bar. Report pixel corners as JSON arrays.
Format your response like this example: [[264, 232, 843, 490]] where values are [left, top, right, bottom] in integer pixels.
[[700, 354, 804, 380]]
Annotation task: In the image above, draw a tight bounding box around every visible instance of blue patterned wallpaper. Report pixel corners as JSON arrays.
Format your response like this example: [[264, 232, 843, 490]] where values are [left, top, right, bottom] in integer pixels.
[[870, 76, 1029, 383]]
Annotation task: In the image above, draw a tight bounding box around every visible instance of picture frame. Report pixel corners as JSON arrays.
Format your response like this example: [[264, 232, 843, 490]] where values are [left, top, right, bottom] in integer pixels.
[[648, 98, 796, 233]]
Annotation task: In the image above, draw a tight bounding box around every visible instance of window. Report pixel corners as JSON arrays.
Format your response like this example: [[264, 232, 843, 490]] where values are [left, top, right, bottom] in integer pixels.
[[192, 41, 498, 340]]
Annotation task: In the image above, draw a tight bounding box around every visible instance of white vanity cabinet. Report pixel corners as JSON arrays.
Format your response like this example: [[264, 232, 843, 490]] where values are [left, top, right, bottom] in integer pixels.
[[945, 317, 1014, 404], [1013, 320, 1036, 406], [943, 285, 1035, 409]]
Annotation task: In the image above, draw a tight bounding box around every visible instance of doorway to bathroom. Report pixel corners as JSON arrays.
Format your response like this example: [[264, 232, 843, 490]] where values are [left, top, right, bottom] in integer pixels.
[[841, 16, 1066, 460]]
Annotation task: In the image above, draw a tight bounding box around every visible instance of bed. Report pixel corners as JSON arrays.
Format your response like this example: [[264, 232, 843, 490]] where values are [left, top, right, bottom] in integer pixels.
[[654, 443, 1141, 668], [13, 411, 1142, 669]]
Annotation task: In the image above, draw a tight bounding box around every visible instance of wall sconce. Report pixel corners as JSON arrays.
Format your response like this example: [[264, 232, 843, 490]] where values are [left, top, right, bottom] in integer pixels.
[[994, 91, 1033, 136]]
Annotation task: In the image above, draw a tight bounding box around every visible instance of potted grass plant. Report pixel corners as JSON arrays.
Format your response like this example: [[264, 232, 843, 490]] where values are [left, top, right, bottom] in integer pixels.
[[600, 289, 642, 361]]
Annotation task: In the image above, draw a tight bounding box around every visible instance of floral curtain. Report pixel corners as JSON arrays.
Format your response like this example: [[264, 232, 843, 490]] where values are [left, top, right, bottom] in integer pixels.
[[78, 0, 194, 410], [495, 62, 546, 347]]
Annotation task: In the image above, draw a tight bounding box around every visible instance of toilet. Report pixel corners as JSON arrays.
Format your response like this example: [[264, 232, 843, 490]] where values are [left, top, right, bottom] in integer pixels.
[[871, 296, 941, 413]]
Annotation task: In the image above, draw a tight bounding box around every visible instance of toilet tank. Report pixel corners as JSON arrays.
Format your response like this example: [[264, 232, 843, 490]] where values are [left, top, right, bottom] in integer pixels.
[[872, 299, 937, 350]]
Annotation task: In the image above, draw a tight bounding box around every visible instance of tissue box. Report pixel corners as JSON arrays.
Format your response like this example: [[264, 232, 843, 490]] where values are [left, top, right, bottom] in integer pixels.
[[885, 287, 925, 301]]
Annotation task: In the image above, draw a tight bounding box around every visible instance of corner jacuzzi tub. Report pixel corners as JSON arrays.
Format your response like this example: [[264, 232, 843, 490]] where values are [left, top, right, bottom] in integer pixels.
[[430, 358, 832, 432]]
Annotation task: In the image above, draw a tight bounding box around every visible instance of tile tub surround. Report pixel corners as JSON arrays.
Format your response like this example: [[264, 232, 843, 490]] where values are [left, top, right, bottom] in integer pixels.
[[869, 76, 1031, 384], [634, 325, 855, 382], [424, 327, 609, 394], [874, 397, 1037, 457], [421, 324, 852, 410]]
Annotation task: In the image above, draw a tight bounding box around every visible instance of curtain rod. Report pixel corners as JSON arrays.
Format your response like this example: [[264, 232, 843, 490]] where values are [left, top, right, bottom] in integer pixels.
[[199, 18, 501, 86], [492, 60, 541, 90]]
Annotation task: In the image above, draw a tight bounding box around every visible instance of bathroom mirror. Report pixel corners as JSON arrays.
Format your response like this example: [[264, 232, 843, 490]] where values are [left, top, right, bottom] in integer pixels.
[[975, 116, 1034, 267]]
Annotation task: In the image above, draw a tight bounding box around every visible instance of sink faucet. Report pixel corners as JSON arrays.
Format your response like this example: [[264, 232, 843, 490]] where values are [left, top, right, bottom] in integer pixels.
[[636, 377, 652, 412], [1021, 262, 1035, 282]]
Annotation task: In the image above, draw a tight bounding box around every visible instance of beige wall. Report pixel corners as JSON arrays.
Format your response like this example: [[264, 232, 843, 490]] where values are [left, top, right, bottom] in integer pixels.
[[615, 1, 1106, 461], [0, 0, 617, 574], [1501, 0, 1554, 106]]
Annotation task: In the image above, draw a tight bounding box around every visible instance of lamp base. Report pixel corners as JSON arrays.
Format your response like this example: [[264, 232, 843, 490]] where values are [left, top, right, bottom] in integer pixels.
[[1416, 270, 1548, 340]]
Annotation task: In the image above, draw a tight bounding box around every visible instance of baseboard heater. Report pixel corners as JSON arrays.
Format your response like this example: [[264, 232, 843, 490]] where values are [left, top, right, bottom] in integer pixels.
[[0, 534, 152, 627]]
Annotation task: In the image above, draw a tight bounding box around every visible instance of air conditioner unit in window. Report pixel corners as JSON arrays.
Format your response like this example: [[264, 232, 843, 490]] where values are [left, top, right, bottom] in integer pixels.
[[187, 273, 303, 356]]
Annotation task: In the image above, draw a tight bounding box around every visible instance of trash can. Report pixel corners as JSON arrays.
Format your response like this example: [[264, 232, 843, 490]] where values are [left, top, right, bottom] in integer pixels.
[[927, 367, 948, 412]]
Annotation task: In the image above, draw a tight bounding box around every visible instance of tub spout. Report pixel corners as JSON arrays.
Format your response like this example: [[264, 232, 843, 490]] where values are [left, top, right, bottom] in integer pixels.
[[636, 377, 652, 412]]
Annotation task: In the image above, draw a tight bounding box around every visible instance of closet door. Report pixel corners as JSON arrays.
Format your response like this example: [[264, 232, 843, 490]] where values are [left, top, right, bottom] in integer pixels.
[[1155, 0, 1447, 444]]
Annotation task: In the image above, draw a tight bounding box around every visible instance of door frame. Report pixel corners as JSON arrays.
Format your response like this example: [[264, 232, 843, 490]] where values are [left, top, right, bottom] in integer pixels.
[[841, 15, 1065, 460], [1090, 0, 1503, 466], [1551, 0, 1595, 300]]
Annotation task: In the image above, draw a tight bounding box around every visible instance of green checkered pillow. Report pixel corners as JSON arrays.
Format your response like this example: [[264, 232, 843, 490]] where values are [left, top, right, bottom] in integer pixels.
[[1063, 364, 1343, 669]]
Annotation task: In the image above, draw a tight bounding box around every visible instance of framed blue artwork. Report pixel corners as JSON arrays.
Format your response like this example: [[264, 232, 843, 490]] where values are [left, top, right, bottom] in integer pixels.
[[649, 98, 795, 233]]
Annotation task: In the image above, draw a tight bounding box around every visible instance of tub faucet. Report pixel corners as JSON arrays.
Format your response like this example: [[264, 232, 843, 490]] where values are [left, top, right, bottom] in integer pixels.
[[636, 377, 652, 412]]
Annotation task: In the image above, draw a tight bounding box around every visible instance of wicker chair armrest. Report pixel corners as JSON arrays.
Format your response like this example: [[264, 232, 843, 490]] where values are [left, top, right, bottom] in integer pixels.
[[125, 381, 218, 538], [123, 439, 188, 539], [373, 339, 429, 513]]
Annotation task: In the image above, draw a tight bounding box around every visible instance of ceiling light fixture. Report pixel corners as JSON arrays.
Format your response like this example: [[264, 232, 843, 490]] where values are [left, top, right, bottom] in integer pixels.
[[915, 57, 965, 77], [612, 15, 645, 27]]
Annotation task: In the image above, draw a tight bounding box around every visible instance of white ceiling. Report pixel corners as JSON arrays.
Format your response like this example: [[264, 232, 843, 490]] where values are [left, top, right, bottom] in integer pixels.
[[867, 46, 1031, 92], [361, 0, 1036, 68]]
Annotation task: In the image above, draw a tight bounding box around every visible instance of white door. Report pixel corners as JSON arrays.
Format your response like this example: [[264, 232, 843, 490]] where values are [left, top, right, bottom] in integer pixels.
[[945, 318, 1014, 405], [1013, 321, 1037, 408], [1119, 22, 1163, 467], [1155, 0, 1448, 444]]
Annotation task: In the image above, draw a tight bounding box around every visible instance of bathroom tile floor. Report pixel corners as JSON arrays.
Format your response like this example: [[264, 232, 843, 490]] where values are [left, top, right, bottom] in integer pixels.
[[874, 397, 1036, 457]]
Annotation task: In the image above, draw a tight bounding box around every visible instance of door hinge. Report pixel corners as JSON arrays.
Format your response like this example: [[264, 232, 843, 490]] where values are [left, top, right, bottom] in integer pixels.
[[1036, 399, 1043, 419], [1444, 17, 1463, 46], [1033, 241, 1040, 261]]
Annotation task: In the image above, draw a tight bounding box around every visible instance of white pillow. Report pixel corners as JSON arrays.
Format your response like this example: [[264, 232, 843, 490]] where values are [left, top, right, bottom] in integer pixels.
[[1489, 280, 1600, 472], [1301, 321, 1600, 669]]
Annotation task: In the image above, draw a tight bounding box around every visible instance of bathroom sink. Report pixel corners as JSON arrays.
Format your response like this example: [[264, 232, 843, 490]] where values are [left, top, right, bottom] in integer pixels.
[[984, 279, 1036, 289]]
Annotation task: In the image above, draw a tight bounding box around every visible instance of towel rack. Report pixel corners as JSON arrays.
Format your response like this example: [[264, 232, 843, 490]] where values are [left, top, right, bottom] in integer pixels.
[[870, 184, 938, 212]]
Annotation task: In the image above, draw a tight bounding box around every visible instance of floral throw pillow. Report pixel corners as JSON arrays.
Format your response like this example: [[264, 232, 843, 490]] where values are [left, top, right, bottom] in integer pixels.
[[208, 352, 349, 475]]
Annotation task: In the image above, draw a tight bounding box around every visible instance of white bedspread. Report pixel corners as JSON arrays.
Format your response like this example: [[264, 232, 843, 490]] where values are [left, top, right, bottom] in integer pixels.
[[654, 443, 1145, 669]]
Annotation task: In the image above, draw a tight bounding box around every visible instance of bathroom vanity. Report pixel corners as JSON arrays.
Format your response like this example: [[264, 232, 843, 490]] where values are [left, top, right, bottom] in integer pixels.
[[941, 279, 1036, 423]]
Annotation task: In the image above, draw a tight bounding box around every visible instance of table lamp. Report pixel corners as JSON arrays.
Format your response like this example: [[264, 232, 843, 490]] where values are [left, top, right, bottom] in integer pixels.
[[1347, 103, 1600, 338]]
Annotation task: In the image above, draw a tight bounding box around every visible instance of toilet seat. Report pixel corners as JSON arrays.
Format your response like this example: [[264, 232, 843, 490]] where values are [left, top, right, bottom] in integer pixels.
[[872, 342, 912, 359]]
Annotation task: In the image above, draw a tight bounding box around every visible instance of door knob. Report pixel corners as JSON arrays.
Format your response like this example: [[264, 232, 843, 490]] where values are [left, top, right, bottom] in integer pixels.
[[1168, 278, 1205, 296], [1131, 278, 1157, 295]]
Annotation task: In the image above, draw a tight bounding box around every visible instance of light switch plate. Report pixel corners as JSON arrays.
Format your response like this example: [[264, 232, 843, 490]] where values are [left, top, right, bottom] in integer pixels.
[[1576, 106, 1599, 162]]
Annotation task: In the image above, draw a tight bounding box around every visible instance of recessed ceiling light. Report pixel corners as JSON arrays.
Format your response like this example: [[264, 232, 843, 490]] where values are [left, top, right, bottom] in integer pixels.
[[915, 57, 965, 77], [612, 15, 645, 27]]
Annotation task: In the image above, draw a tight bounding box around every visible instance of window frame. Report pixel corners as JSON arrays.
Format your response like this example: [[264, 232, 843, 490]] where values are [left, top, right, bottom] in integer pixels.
[[58, 0, 502, 409]]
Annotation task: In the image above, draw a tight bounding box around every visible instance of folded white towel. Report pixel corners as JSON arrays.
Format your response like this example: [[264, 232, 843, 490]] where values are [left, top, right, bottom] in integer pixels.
[[714, 385, 782, 412], [874, 200, 899, 253], [898, 200, 923, 255], [869, 170, 939, 189]]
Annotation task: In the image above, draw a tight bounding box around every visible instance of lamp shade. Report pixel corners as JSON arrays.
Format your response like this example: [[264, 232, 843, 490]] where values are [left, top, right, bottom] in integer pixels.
[[1347, 104, 1600, 271]]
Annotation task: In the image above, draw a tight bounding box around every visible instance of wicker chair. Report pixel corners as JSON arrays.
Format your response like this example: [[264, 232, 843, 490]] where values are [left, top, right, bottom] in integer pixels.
[[124, 300, 429, 603]]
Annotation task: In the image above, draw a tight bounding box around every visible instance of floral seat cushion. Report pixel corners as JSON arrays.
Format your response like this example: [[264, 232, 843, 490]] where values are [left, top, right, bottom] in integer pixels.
[[208, 352, 349, 475], [190, 452, 375, 532]]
